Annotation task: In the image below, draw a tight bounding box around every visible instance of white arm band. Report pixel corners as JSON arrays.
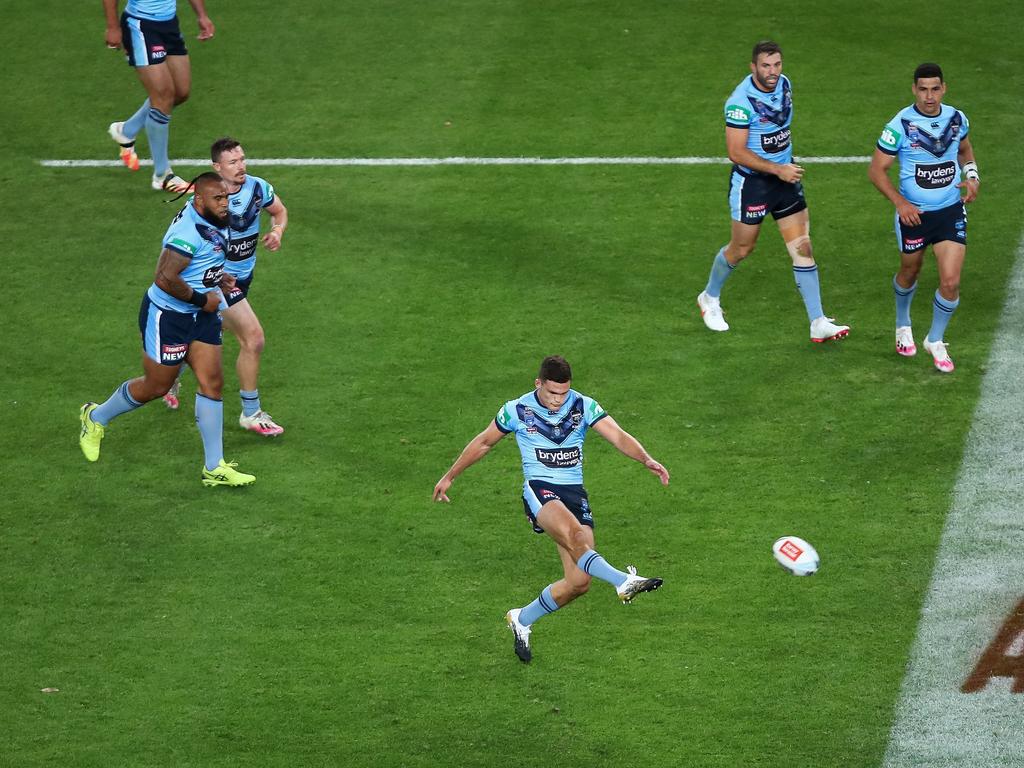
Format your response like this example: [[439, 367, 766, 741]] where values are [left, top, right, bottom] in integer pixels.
[[963, 161, 980, 181]]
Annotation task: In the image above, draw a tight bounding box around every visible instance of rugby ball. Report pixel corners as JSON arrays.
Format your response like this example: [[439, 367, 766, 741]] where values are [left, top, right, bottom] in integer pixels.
[[772, 536, 819, 576]]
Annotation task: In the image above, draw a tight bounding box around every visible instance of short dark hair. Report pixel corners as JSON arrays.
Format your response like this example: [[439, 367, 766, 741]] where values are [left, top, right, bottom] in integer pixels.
[[538, 355, 572, 383], [914, 62, 944, 83], [211, 137, 241, 162], [752, 40, 782, 63], [194, 171, 225, 193]]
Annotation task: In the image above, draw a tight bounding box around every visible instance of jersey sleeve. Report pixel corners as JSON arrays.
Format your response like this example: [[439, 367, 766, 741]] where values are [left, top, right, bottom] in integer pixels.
[[258, 177, 276, 208], [959, 111, 970, 139], [725, 98, 752, 129], [163, 224, 200, 259], [582, 396, 608, 427], [877, 116, 904, 155], [494, 401, 520, 434]]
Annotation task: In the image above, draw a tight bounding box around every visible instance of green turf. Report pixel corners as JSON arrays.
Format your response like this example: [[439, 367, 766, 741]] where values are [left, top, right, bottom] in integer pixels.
[[1, 2, 1022, 766]]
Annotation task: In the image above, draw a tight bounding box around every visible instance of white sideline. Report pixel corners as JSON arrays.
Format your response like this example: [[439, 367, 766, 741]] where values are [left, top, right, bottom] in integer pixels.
[[38, 155, 871, 168], [882, 232, 1024, 768]]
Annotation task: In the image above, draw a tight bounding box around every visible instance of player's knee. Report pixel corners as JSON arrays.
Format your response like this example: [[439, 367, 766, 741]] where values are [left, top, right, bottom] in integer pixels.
[[728, 243, 755, 261], [568, 574, 591, 597], [939, 276, 960, 297], [567, 526, 590, 557], [786, 235, 814, 264], [242, 327, 265, 355]]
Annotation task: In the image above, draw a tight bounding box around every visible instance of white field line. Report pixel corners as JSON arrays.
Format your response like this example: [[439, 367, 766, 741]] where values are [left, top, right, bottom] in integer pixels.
[[882, 232, 1024, 768], [38, 155, 870, 168]]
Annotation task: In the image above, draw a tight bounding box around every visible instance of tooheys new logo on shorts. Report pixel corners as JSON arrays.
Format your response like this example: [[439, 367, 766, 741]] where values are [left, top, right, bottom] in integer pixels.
[[915, 161, 956, 189], [761, 128, 790, 153], [535, 446, 581, 468]]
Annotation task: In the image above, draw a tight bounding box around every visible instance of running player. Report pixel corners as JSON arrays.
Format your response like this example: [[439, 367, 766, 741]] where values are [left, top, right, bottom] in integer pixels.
[[163, 138, 289, 435], [697, 40, 849, 343], [868, 62, 979, 373], [432, 356, 669, 663], [103, 0, 214, 192], [78, 172, 255, 487]]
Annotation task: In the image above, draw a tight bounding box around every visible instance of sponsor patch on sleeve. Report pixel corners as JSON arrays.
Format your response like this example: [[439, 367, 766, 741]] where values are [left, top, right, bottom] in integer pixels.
[[167, 237, 197, 255], [878, 126, 901, 151], [725, 104, 752, 125]]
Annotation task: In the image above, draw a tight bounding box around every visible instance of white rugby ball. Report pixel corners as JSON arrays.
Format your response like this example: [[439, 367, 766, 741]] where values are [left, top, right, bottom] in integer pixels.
[[772, 536, 819, 576]]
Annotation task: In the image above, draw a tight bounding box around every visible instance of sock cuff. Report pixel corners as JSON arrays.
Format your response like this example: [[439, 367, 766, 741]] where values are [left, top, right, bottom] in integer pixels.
[[893, 277, 917, 296], [793, 264, 818, 273], [196, 393, 223, 404], [715, 249, 736, 270], [119, 381, 142, 407], [933, 291, 960, 310], [538, 585, 558, 614], [148, 107, 171, 124]]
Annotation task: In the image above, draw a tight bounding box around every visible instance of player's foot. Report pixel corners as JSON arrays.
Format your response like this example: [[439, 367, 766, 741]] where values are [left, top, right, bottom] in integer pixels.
[[616, 565, 663, 604], [505, 608, 532, 663], [895, 326, 917, 357], [162, 381, 180, 410], [201, 459, 256, 487], [152, 171, 192, 193], [239, 410, 285, 437], [78, 403, 104, 462], [922, 337, 954, 373], [810, 316, 850, 343], [108, 122, 140, 171], [697, 291, 729, 332]]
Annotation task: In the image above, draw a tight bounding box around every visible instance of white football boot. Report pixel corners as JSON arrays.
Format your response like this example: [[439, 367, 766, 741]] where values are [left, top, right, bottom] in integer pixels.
[[895, 326, 917, 357], [697, 291, 729, 332], [505, 608, 532, 663], [922, 337, 954, 373], [810, 316, 850, 343], [616, 565, 663, 604]]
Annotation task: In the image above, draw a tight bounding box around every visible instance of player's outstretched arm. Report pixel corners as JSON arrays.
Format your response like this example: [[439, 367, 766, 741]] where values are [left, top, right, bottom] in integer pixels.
[[433, 421, 507, 502], [592, 416, 670, 486], [188, 0, 215, 40]]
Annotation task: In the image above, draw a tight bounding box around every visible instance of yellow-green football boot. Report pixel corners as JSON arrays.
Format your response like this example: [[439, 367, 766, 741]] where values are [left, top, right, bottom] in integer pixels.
[[201, 459, 256, 487], [79, 403, 105, 462]]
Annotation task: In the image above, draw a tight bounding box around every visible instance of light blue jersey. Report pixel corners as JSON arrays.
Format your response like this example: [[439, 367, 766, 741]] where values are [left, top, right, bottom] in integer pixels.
[[495, 389, 608, 485], [225, 175, 276, 280], [877, 104, 969, 211], [125, 0, 176, 21], [147, 202, 229, 313], [724, 74, 794, 171]]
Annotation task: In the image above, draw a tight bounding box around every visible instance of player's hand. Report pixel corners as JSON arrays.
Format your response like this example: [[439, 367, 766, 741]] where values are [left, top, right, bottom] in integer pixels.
[[262, 229, 283, 252], [105, 27, 122, 49], [896, 199, 923, 227], [197, 16, 215, 40], [958, 179, 979, 204], [775, 163, 804, 184], [201, 291, 220, 313], [433, 475, 453, 502], [219, 273, 237, 292], [645, 458, 670, 486]]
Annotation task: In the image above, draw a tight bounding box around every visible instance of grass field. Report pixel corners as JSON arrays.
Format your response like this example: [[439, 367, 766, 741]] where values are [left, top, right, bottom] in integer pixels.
[[2, 2, 1023, 766]]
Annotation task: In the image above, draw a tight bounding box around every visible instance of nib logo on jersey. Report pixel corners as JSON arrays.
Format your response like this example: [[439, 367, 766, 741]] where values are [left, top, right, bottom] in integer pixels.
[[535, 446, 581, 469], [915, 162, 956, 189]]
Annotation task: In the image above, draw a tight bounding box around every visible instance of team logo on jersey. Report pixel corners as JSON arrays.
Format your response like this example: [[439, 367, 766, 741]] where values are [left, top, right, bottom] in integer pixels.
[[748, 80, 792, 127], [570, 412, 583, 429], [535, 446, 581, 468], [914, 161, 956, 189], [230, 186, 265, 232], [761, 128, 791, 154], [196, 223, 229, 255], [902, 112, 962, 158]]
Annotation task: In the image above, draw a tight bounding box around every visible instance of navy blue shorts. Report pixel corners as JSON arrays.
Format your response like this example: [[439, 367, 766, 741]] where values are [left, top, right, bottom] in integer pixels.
[[138, 293, 222, 366], [522, 480, 594, 535], [224, 273, 254, 308], [729, 167, 807, 224], [895, 201, 967, 254], [121, 13, 187, 68]]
